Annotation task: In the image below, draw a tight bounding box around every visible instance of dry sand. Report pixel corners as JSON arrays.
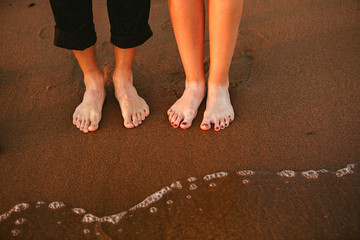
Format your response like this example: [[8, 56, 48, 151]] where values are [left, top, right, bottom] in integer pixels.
[[0, 0, 359, 239]]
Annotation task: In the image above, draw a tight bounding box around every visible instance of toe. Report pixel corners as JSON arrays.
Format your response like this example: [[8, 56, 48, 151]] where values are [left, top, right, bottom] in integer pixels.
[[229, 115, 235, 122], [80, 119, 86, 131], [76, 119, 82, 128], [144, 106, 150, 117], [137, 113, 143, 125], [140, 111, 146, 121], [220, 118, 225, 129], [200, 118, 211, 131], [167, 108, 173, 116], [180, 115, 194, 129], [88, 120, 99, 131], [171, 113, 178, 125], [168, 112, 174, 122], [132, 114, 139, 127], [124, 122, 134, 129], [214, 118, 220, 131], [224, 116, 230, 127], [83, 120, 90, 133], [173, 114, 183, 128], [123, 113, 134, 129]]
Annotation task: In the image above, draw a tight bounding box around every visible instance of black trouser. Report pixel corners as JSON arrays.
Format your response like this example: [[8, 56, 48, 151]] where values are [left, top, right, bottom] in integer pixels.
[[49, 0, 152, 50]]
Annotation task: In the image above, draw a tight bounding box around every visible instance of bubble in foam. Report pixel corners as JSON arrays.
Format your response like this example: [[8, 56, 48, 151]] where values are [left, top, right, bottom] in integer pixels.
[[242, 179, 250, 184], [170, 181, 182, 189], [335, 166, 354, 178], [167, 200, 173, 205], [57, 221, 62, 225], [301, 170, 319, 179], [317, 169, 329, 173], [83, 229, 90, 234], [36, 201, 45, 208], [130, 186, 172, 211], [11, 229, 20, 237], [12, 203, 30, 212], [0, 211, 11, 222], [95, 232, 101, 236], [118, 228, 123, 233], [186, 195, 192, 199], [83, 212, 127, 224], [347, 163, 356, 169], [15, 218, 26, 225], [237, 170, 255, 176], [100, 212, 127, 224], [82, 214, 100, 223], [49, 201, 65, 209], [150, 207, 158, 213], [72, 208, 86, 215], [209, 183, 216, 187], [187, 177, 197, 182], [277, 170, 296, 178], [189, 184, 197, 190], [203, 172, 228, 181]]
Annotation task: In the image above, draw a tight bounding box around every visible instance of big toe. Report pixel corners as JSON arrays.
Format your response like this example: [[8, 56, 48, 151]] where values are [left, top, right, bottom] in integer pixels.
[[200, 118, 211, 131], [123, 112, 134, 129], [88, 121, 99, 132], [180, 115, 194, 129]]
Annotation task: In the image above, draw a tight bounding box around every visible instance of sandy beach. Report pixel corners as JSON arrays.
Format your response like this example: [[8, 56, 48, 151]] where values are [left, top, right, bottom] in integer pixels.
[[0, 0, 359, 239]]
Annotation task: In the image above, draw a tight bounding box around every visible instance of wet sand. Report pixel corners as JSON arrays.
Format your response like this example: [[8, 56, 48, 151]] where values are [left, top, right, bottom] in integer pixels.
[[0, 0, 360, 239]]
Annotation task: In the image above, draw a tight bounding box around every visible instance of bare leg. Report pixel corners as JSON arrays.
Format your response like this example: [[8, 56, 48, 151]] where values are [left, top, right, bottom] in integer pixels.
[[200, 0, 243, 131], [72, 46, 106, 133], [113, 46, 149, 128], [167, 0, 206, 129]]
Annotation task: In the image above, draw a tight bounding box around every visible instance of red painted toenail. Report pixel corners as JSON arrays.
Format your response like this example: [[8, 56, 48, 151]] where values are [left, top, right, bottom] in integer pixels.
[[182, 122, 187, 125]]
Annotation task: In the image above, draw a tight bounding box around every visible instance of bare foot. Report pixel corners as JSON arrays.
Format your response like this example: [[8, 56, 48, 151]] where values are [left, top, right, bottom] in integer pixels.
[[200, 83, 234, 131], [114, 71, 149, 128], [167, 82, 205, 129], [72, 75, 106, 133]]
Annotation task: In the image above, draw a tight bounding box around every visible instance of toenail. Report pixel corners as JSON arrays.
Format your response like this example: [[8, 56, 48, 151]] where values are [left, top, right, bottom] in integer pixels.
[[174, 124, 178, 127], [182, 122, 187, 125]]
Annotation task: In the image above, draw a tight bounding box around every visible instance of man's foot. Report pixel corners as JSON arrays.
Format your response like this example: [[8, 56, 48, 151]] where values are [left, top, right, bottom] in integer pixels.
[[114, 71, 149, 128], [167, 82, 205, 129], [200, 83, 234, 131], [72, 75, 106, 133]]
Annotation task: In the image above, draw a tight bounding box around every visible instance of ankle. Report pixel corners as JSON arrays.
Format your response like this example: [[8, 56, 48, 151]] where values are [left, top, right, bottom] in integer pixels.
[[208, 72, 230, 87], [185, 79, 206, 91], [84, 73, 105, 91], [113, 70, 133, 86]]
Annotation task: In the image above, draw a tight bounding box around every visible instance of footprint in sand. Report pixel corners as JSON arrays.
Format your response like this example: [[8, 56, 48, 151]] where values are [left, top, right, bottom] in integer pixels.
[[229, 28, 273, 88], [161, 19, 173, 31], [38, 26, 52, 39]]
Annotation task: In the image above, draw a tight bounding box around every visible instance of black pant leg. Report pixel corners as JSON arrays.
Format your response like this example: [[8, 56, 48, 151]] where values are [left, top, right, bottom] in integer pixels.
[[107, 0, 153, 48], [49, 0, 97, 50]]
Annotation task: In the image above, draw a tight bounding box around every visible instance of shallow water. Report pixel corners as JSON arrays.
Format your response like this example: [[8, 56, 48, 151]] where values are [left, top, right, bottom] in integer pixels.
[[0, 163, 359, 239]]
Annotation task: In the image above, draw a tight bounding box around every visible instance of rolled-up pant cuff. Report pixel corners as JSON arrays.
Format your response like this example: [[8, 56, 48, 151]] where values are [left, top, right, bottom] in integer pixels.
[[54, 26, 97, 50], [111, 24, 153, 49]]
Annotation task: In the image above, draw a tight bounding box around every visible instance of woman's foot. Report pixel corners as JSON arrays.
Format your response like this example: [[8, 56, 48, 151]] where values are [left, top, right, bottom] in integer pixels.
[[200, 83, 234, 131], [167, 82, 205, 129], [113, 71, 150, 128]]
